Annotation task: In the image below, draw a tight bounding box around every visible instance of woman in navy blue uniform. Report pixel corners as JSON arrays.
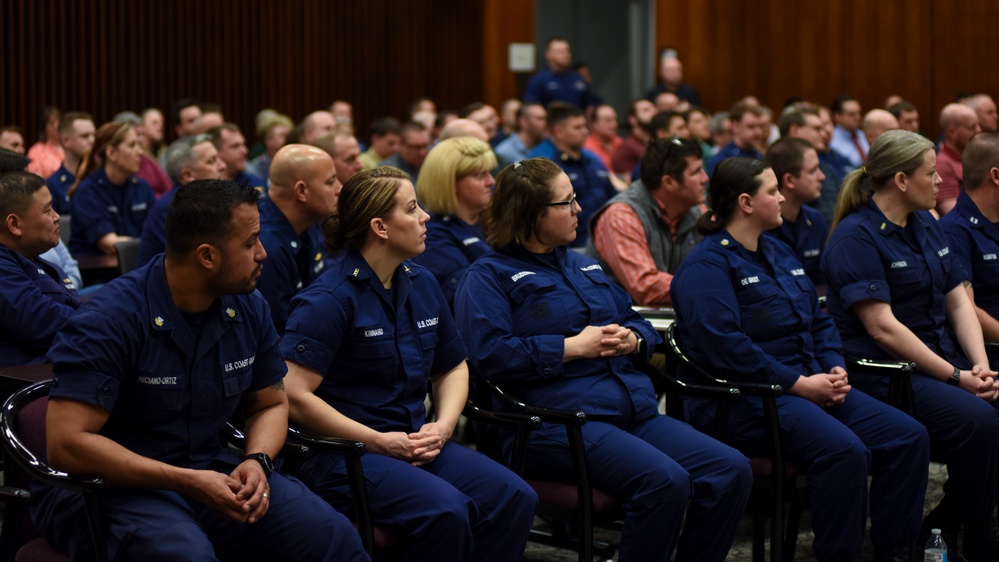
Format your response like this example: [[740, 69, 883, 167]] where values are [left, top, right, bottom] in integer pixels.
[[671, 157, 929, 562], [68, 120, 155, 256], [282, 167, 537, 561], [412, 136, 495, 307], [822, 129, 999, 561], [454, 158, 752, 562]]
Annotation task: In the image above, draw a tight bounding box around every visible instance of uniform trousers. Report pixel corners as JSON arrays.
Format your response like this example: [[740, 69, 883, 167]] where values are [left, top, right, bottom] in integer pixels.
[[297, 440, 537, 562], [693, 390, 928, 560], [520, 411, 752, 562], [31, 468, 369, 562]]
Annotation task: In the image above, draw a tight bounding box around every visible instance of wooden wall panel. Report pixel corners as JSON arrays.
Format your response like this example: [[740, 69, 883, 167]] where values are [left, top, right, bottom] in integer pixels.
[[1, 0, 485, 144], [654, 0, 999, 140], [481, 0, 536, 108]]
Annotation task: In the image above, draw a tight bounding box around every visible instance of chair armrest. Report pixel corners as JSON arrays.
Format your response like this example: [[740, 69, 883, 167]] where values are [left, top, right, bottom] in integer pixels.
[[635, 359, 741, 400], [479, 378, 587, 426], [221, 422, 312, 459], [663, 324, 783, 397], [286, 427, 366, 457], [463, 402, 542, 430], [844, 352, 916, 376]]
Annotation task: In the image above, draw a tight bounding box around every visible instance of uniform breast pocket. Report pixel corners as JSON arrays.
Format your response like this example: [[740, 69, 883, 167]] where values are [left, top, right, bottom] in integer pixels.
[[580, 269, 619, 320], [507, 276, 569, 331], [343, 337, 398, 384], [737, 282, 792, 335], [886, 267, 923, 287]]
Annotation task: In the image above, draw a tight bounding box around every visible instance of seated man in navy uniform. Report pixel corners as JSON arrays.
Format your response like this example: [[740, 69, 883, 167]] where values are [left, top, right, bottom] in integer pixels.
[[0, 171, 80, 367], [941, 131, 999, 356], [764, 137, 829, 285], [257, 144, 339, 333], [45, 111, 96, 215], [34, 179, 368, 561]]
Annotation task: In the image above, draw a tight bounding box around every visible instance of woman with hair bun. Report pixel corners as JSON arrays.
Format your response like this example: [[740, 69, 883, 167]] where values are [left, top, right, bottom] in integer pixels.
[[281, 167, 536, 561], [671, 157, 929, 562], [823, 129, 999, 561]]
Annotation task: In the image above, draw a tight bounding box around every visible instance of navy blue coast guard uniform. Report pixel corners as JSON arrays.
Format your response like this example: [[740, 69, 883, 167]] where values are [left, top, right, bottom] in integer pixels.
[[69, 168, 155, 256], [671, 231, 929, 560], [33, 257, 368, 562], [940, 191, 999, 367], [410, 213, 490, 309], [822, 199, 999, 533], [282, 249, 537, 562], [255, 198, 327, 333], [455, 245, 752, 562], [0, 244, 80, 367]]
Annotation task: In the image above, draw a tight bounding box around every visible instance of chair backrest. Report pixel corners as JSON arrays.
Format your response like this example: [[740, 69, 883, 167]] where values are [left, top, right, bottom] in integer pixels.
[[58, 215, 71, 245], [3, 382, 52, 490], [113, 239, 142, 276]]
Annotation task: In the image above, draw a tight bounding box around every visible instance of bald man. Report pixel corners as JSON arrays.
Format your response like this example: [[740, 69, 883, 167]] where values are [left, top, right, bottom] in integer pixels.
[[862, 109, 900, 148], [438, 119, 489, 142], [300, 111, 337, 145], [257, 144, 340, 332], [937, 103, 982, 216]]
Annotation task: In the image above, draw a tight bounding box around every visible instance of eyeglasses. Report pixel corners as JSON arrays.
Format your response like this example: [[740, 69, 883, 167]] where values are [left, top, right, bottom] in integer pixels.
[[660, 136, 685, 178], [547, 193, 578, 208]]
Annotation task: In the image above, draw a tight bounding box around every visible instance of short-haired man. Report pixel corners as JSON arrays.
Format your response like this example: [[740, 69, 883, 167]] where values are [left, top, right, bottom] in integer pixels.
[[171, 98, 202, 139], [210, 123, 265, 194], [140, 108, 167, 161], [646, 55, 700, 106], [257, 145, 339, 333], [138, 134, 227, 267], [584, 104, 623, 171], [313, 131, 364, 187], [780, 105, 846, 222], [764, 138, 828, 284], [941, 132, 999, 351], [967, 94, 999, 133], [527, 102, 616, 247], [379, 122, 430, 184], [0, 126, 25, 154], [46, 112, 95, 215], [300, 111, 337, 145], [438, 119, 489, 142], [937, 103, 982, 216], [829, 95, 868, 168], [705, 102, 766, 177], [588, 137, 707, 305], [889, 101, 921, 133], [37, 179, 368, 561], [359, 117, 402, 171], [494, 103, 547, 170], [0, 171, 80, 367], [523, 37, 596, 110], [460, 102, 500, 145], [611, 98, 657, 177], [195, 103, 226, 135]]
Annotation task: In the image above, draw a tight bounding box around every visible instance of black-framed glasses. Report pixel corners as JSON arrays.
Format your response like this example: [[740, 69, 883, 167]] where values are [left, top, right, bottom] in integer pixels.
[[547, 193, 578, 208]]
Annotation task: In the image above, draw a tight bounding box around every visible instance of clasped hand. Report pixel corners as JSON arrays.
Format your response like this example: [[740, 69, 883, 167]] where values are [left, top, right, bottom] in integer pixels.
[[570, 324, 637, 359], [185, 460, 270, 524], [375, 422, 451, 466]]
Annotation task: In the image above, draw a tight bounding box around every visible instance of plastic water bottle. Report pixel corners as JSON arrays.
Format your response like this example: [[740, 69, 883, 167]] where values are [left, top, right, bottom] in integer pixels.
[[924, 528, 947, 562]]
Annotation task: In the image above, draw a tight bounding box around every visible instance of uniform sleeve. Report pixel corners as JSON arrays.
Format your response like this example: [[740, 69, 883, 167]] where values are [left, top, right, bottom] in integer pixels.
[[246, 293, 288, 391], [670, 257, 804, 389], [410, 227, 470, 308], [255, 238, 295, 334], [72, 184, 116, 248], [943, 221, 974, 284], [454, 266, 566, 382], [424, 278, 467, 376], [592, 203, 674, 305], [522, 73, 544, 105], [0, 259, 80, 358], [47, 307, 135, 412], [822, 233, 891, 309], [282, 287, 348, 376]]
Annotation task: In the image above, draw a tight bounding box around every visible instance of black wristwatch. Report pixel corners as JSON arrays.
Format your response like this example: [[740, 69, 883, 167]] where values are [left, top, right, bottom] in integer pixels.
[[947, 366, 961, 386], [245, 452, 275, 477], [632, 335, 646, 356]]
